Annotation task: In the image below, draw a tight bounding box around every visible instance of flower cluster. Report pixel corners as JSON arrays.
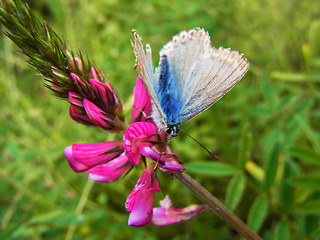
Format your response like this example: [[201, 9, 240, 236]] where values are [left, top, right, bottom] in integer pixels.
[[51, 57, 126, 133], [64, 59, 203, 226], [0, 0, 203, 226]]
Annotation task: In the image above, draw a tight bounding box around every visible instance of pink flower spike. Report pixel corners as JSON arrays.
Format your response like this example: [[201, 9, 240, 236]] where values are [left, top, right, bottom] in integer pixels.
[[123, 122, 158, 165], [126, 166, 160, 226], [64, 141, 123, 172], [151, 196, 205, 226], [131, 76, 152, 123], [139, 146, 184, 173], [87, 153, 132, 182]]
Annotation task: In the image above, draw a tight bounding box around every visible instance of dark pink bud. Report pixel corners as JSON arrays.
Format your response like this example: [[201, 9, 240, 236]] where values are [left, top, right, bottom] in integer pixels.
[[83, 98, 119, 132]]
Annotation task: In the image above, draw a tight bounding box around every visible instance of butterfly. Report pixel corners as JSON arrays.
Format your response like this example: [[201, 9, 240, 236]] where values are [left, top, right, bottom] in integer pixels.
[[131, 28, 249, 138]]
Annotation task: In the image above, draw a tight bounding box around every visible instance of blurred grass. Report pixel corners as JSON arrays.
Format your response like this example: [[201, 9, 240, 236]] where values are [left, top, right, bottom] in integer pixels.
[[0, 0, 320, 239]]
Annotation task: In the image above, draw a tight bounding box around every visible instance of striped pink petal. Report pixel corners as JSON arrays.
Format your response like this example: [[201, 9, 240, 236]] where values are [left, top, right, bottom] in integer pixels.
[[64, 141, 123, 172], [123, 122, 158, 165], [87, 153, 132, 182], [83, 98, 115, 130]]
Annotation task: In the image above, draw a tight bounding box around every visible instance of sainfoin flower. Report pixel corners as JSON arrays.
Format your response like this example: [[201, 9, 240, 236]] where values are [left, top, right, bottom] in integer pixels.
[[64, 76, 203, 226]]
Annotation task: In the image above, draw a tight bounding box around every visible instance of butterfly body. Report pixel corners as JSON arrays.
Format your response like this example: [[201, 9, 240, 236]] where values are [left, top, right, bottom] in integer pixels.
[[132, 28, 249, 138]]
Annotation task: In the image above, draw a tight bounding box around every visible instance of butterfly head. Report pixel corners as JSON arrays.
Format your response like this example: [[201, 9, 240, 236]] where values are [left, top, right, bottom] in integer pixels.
[[166, 125, 179, 138]]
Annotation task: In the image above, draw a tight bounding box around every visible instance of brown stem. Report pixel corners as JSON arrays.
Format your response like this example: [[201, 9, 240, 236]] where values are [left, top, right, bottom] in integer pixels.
[[174, 172, 262, 240]]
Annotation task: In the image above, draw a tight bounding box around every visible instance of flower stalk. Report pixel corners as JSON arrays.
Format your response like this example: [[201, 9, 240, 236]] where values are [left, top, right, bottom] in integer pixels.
[[174, 172, 262, 240]]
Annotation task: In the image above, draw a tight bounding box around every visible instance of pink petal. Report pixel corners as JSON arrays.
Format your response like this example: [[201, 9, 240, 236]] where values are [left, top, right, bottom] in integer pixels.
[[83, 98, 114, 130], [128, 190, 154, 226], [131, 76, 152, 123], [126, 166, 160, 226], [68, 91, 83, 107], [123, 122, 158, 165], [87, 153, 132, 182], [69, 105, 94, 126], [151, 196, 205, 226], [88, 78, 117, 111], [64, 141, 123, 172], [139, 146, 185, 173]]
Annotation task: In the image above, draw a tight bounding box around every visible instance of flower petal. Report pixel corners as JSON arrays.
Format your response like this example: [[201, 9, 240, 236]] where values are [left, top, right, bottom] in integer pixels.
[[131, 76, 152, 123], [87, 153, 132, 182], [83, 98, 115, 131], [151, 196, 205, 226], [139, 146, 184, 173], [123, 122, 158, 165], [64, 141, 123, 172], [126, 166, 160, 226]]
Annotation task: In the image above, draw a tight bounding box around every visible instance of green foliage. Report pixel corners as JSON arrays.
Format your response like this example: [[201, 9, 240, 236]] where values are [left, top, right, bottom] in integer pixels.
[[1, 0, 320, 239]]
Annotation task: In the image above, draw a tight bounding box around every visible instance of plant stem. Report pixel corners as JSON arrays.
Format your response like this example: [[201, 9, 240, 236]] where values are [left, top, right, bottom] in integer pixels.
[[174, 172, 262, 240]]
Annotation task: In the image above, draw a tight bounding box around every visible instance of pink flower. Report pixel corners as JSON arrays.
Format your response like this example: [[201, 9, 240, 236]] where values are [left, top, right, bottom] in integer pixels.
[[151, 196, 205, 226], [123, 122, 184, 172], [125, 166, 160, 226], [64, 141, 123, 172], [87, 153, 133, 182]]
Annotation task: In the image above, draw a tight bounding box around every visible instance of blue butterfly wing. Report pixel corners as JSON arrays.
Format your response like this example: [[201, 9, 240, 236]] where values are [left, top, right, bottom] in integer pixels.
[[158, 28, 249, 124], [132, 28, 249, 129], [155, 55, 183, 125]]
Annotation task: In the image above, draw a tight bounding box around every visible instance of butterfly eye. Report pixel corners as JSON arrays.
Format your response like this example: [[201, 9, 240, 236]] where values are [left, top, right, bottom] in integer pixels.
[[166, 125, 179, 138]]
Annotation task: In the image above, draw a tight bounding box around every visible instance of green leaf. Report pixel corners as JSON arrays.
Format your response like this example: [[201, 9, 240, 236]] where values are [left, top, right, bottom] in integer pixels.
[[288, 175, 320, 190], [263, 143, 280, 192], [225, 172, 246, 210], [248, 194, 269, 233], [299, 199, 320, 215], [271, 71, 320, 82], [289, 146, 320, 165], [279, 161, 294, 214], [274, 220, 290, 240], [311, 227, 320, 238], [185, 162, 237, 176]]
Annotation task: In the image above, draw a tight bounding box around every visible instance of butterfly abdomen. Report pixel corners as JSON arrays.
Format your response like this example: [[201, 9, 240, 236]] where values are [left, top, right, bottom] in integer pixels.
[[157, 55, 182, 125]]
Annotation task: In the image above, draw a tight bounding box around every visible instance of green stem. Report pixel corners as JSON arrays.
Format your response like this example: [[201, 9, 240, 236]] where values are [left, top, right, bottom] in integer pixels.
[[65, 179, 95, 240], [174, 172, 262, 240]]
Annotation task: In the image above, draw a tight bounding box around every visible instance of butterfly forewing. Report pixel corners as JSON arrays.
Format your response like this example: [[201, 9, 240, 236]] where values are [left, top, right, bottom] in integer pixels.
[[159, 28, 249, 124], [131, 30, 166, 127]]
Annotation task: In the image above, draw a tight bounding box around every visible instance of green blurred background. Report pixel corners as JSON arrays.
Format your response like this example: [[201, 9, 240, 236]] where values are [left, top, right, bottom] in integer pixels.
[[1, 0, 320, 239]]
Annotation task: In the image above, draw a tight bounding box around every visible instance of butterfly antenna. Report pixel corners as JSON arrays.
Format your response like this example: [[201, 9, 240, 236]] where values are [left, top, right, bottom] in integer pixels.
[[179, 129, 219, 160]]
